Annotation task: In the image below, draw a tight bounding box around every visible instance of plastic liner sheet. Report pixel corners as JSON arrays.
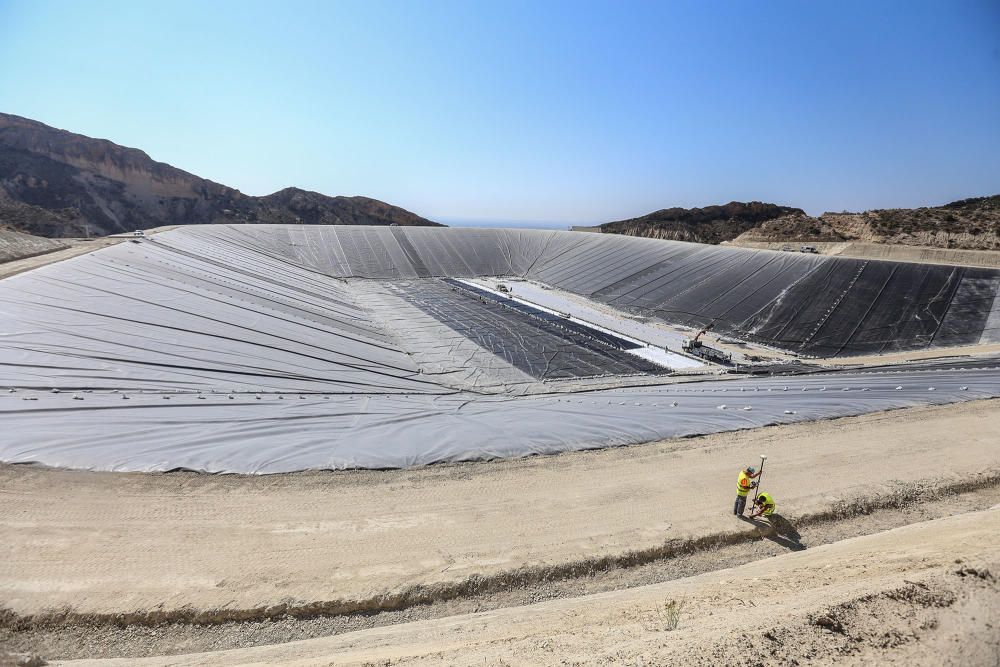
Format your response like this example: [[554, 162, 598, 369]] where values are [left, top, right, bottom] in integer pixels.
[[1, 367, 997, 472], [141, 227, 1000, 355], [445, 280, 645, 351], [0, 238, 439, 394], [394, 279, 663, 379], [358, 281, 542, 393], [147, 225, 1000, 357], [3, 225, 1000, 472]]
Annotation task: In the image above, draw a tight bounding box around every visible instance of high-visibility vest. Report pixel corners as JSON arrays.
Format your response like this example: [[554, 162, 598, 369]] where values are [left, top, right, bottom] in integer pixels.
[[737, 470, 753, 496], [758, 492, 776, 516]]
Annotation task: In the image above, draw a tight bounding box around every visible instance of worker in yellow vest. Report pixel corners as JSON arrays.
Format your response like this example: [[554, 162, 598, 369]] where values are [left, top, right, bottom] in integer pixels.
[[750, 491, 776, 519], [734, 465, 761, 516]]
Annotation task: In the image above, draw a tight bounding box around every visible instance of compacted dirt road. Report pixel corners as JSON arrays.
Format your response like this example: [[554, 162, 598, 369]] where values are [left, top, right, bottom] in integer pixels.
[[3, 400, 999, 623], [55, 508, 1000, 666]]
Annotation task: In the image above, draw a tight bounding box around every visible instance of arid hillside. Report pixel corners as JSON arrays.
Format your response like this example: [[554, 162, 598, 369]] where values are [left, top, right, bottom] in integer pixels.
[[0, 113, 440, 237], [601, 196, 1000, 250], [806, 195, 1000, 250], [600, 201, 804, 244], [0, 225, 67, 263]]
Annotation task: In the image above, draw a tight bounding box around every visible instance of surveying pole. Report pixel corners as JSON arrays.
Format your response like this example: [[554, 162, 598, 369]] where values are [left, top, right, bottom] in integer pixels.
[[752, 454, 767, 505]]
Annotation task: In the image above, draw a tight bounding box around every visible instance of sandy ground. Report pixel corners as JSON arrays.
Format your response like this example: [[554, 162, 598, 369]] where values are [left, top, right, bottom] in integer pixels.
[[729, 239, 1000, 268], [0, 238, 122, 279], [51, 507, 1000, 666], [2, 400, 999, 623], [5, 482, 996, 661], [0, 226, 179, 280], [811, 344, 1000, 367]]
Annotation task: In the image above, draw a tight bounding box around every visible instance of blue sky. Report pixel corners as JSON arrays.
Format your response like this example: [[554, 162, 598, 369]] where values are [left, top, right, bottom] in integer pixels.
[[1, 0, 998, 224]]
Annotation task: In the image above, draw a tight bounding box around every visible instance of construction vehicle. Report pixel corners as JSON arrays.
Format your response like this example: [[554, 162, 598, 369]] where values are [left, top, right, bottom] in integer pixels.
[[682, 324, 733, 364], [682, 324, 713, 352]]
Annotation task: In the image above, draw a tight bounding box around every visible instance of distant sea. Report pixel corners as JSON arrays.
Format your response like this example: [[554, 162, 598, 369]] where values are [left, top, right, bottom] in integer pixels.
[[435, 218, 598, 231]]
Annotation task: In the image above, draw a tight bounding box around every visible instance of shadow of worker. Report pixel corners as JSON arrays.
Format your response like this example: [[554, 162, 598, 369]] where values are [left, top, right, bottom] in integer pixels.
[[740, 513, 805, 551]]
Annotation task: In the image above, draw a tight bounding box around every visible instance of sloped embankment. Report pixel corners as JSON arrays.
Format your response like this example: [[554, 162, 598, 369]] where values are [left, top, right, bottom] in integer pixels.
[[0, 228, 67, 263]]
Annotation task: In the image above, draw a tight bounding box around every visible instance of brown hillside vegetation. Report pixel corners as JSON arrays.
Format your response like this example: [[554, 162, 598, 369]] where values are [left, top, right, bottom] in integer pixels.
[[812, 195, 1000, 250], [0, 113, 441, 237], [600, 201, 804, 244], [603, 196, 1000, 250]]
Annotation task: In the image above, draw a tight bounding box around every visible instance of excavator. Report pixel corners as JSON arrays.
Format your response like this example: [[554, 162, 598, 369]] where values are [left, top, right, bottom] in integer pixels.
[[682, 323, 732, 364], [682, 323, 713, 353]]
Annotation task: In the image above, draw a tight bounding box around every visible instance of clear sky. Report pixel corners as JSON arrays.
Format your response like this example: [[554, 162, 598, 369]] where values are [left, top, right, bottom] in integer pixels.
[[1, 0, 998, 224]]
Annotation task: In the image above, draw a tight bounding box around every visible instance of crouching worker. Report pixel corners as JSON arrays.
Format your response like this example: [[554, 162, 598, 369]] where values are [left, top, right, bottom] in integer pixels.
[[734, 465, 760, 516], [750, 491, 776, 520]]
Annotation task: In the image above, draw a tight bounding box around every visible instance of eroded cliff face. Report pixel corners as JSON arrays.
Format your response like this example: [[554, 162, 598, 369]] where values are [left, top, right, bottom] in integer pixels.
[[0, 113, 440, 237]]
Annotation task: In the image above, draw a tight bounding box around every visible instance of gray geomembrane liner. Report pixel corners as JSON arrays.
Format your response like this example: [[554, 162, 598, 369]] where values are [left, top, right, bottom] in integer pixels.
[[1, 224, 999, 473], [1, 370, 997, 472]]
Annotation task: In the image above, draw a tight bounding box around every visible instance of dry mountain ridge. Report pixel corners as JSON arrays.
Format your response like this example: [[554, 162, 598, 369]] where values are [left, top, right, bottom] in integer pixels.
[[601, 196, 1000, 250], [0, 113, 440, 237], [600, 201, 804, 244]]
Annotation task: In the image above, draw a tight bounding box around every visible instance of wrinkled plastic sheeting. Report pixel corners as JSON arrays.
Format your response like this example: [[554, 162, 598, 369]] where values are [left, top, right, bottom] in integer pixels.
[[393, 279, 665, 380], [1, 368, 997, 472], [0, 237, 439, 394], [151, 226, 1000, 357], [2, 224, 1000, 473]]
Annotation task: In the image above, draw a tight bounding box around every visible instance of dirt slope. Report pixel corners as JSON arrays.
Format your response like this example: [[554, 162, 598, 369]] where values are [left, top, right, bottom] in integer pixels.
[[0, 227, 66, 262], [54, 508, 1000, 666], [2, 400, 999, 623]]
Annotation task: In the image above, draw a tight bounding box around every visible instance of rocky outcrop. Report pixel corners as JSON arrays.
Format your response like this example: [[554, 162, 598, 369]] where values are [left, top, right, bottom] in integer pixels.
[[0, 113, 441, 237], [600, 202, 805, 245]]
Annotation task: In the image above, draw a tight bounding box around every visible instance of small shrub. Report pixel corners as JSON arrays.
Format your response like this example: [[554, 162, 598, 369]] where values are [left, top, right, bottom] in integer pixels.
[[660, 598, 684, 631]]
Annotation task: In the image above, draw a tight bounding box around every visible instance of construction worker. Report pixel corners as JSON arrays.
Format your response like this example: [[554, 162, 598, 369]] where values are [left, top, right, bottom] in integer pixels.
[[750, 491, 776, 520], [734, 465, 761, 516]]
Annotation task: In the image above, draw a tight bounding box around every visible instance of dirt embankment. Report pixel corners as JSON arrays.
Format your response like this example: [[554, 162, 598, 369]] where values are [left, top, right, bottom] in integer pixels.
[[729, 239, 1000, 269], [4, 478, 998, 662], [2, 400, 999, 622], [37, 508, 1000, 666], [0, 228, 67, 263]]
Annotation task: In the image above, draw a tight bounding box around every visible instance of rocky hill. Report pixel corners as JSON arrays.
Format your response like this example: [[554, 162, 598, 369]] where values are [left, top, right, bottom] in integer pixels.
[[0, 113, 440, 237], [599, 202, 805, 244], [805, 196, 1000, 250], [603, 197, 1000, 251]]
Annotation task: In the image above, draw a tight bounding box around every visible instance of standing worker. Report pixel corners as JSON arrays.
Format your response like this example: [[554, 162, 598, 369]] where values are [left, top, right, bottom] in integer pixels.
[[734, 465, 761, 516], [750, 491, 776, 520]]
